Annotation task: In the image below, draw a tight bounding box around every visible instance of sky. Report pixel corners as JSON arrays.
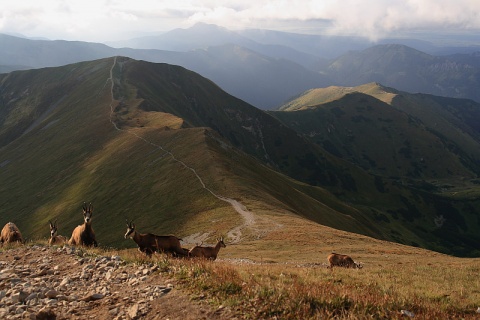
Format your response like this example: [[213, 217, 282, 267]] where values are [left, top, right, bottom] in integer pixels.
[[1, 0, 479, 43]]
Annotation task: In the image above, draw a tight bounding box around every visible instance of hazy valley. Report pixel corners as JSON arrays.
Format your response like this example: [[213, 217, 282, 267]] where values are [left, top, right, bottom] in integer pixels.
[[2, 23, 480, 109]]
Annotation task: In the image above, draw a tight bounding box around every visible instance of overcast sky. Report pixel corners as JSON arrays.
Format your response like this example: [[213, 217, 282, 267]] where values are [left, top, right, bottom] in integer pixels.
[[1, 0, 479, 43]]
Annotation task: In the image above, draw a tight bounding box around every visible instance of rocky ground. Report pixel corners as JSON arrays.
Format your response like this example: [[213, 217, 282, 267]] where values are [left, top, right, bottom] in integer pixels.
[[0, 245, 233, 319]]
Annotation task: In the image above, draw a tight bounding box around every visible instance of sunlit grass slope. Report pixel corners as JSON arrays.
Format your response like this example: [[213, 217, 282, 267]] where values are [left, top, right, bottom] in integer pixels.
[[0, 57, 384, 250], [0, 58, 479, 257]]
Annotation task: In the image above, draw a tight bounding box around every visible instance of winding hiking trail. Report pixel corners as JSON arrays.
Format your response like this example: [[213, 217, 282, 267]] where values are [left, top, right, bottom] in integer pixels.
[[105, 57, 255, 243]]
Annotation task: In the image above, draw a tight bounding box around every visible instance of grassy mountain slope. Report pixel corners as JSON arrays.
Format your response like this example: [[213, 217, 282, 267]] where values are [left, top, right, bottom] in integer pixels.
[[112, 58, 354, 192], [0, 58, 239, 246], [277, 83, 480, 177], [273, 84, 480, 256], [0, 57, 381, 250], [276, 92, 478, 180], [1, 58, 479, 256]]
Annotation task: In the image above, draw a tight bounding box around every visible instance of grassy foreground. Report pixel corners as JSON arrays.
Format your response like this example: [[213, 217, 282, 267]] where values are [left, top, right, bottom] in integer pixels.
[[3, 210, 479, 319], [73, 242, 479, 320]]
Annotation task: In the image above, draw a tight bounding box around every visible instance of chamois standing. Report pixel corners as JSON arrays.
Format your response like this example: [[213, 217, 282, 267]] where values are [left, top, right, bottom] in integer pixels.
[[68, 203, 98, 247], [124, 220, 186, 257], [48, 220, 67, 246], [188, 237, 226, 260], [327, 253, 362, 269], [0, 222, 23, 245]]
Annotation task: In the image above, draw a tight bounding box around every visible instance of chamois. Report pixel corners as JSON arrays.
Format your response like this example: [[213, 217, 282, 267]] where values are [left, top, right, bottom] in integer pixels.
[[0, 222, 23, 245], [48, 220, 67, 246], [124, 220, 186, 257], [327, 253, 362, 269], [68, 203, 98, 247], [188, 237, 226, 260]]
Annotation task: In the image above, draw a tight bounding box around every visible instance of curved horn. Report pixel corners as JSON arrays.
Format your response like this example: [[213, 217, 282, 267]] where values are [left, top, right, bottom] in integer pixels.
[[126, 219, 135, 227]]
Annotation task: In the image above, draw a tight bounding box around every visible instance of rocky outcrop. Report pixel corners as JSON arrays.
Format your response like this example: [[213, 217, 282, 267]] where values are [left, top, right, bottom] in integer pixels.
[[0, 245, 176, 319]]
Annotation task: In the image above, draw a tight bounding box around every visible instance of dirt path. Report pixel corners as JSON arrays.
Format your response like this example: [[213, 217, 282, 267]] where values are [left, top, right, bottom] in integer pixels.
[[105, 57, 257, 243], [221, 198, 255, 243]]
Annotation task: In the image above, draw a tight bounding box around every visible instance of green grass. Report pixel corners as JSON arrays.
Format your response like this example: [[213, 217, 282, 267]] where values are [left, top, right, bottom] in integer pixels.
[[1, 57, 480, 259]]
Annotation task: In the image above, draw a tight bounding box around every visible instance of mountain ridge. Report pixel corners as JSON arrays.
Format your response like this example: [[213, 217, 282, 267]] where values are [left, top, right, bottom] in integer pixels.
[[324, 44, 480, 102], [1, 58, 479, 256], [276, 82, 480, 179], [0, 57, 380, 249], [3, 29, 480, 110]]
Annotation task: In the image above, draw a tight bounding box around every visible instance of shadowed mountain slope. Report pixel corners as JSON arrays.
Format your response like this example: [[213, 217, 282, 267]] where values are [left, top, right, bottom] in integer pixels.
[[129, 44, 330, 109], [324, 44, 480, 102], [3, 34, 480, 108], [0, 34, 117, 67], [0, 57, 379, 249], [273, 83, 480, 256], [1, 58, 479, 256], [0, 33, 329, 109], [276, 83, 480, 181], [107, 23, 320, 68]]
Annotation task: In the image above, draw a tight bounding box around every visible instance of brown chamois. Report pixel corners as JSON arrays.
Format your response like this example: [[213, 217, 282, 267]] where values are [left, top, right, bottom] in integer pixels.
[[125, 220, 186, 257], [48, 220, 67, 246], [68, 202, 98, 247], [188, 237, 226, 260], [0, 222, 23, 245], [327, 253, 362, 269]]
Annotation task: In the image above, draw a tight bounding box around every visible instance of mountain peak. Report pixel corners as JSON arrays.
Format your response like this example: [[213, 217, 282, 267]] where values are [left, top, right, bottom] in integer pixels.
[[189, 22, 226, 31], [278, 82, 399, 111]]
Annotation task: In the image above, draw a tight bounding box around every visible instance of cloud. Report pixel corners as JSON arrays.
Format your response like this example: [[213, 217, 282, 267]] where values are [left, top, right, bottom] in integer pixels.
[[184, 0, 480, 40], [0, 0, 479, 42], [315, 0, 480, 40]]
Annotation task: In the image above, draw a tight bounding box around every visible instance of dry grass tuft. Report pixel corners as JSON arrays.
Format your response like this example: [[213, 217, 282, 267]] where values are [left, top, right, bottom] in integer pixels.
[[105, 248, 480, 319]]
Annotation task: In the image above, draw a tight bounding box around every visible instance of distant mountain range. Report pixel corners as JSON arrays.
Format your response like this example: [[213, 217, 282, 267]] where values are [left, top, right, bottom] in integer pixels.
[[107, 23, 480, 58], [324, 44, 480, 103], [2, 23, 480, 109], [0, 58, 479, 256]]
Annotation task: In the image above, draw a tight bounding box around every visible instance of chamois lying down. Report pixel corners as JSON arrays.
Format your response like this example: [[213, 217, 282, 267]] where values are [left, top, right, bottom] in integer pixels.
[[68, 202, 98, 247], [125, 220, 187, 257], [188, 237, 226, 260], [0, 222, 23, 245], [48, 220, 67, 246], [327, 253, 363, 269]]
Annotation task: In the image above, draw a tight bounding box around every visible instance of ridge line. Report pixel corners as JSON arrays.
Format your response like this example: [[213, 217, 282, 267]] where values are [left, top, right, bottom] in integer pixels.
[[105, 57, 254, 243]]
